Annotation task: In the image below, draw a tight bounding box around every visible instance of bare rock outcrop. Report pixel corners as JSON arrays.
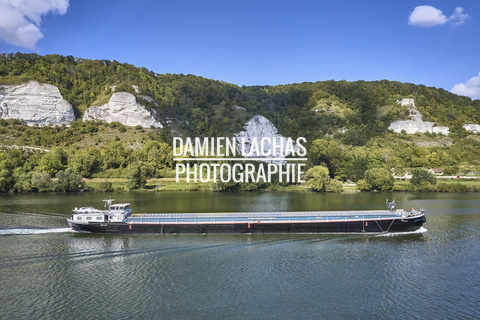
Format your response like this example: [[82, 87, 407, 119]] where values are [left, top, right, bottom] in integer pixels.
[[0, 81, 75, 126], [235, 115, 299, 160], [463, 124, 480, 134], [83, 92, 162, 128], [388, 98, 450, 135]]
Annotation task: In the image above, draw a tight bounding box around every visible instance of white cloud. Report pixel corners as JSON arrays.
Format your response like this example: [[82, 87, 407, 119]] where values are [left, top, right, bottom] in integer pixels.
[[408, 5, 469, 27], [449, 7, 469, 25], [409, 5, 448, 27], [0, 0, 69, 49], [451, 73, 480, 100]]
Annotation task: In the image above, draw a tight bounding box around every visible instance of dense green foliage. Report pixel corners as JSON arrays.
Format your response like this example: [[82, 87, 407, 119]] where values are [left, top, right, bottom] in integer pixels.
[[0, 121, 174, 192], [356, 168, 394, 191], [0, 53, 479, 193], [324, 179, 343, 193], [304, 165, 343, 192], [411, 169, 437, 186], [304, 166, 330, 191], [410, 169, 437, 192]]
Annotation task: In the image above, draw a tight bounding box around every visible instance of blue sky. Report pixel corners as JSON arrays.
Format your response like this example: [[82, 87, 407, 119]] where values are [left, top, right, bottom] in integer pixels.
[[1, 0, 479, 98]]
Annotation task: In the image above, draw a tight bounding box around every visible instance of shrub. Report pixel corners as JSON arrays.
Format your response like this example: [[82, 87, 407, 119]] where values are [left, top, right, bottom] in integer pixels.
[[325, 179, 343, 192], [364, 168, 394, 191], [436, 182, 469, 192], [239, 182, 260, 191], [356, 179, 372, 191], [443, 167, 457, 175], [304, 166, 330, 191], [55, 168, 85, 192], [211, 182, 238, 192], [410, 169, 436, 187], [97, 181, 114, 192], [31, 171, 53, 192], [392, 184, 405, 192], [412, 182, 436, 192]]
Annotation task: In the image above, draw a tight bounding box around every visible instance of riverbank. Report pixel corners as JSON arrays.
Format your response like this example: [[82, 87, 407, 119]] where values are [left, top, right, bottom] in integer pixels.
[[83, 178, 311, 192], [82, 177, 480, 192]]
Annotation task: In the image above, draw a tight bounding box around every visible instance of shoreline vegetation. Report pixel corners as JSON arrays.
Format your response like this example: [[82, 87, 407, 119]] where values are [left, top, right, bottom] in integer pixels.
[[1, 54, 479, 194], [0, 118, 479, 194], [83, 177, 480, 193]]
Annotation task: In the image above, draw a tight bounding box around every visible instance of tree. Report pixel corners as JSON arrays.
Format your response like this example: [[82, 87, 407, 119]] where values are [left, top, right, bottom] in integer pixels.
[[31, 172, 53, 192], [344, 147, 369, 181], [68, 148, 100, 178], [304, 166, 330, 191], [101, 141, 129, 169], [12, 168, 32, 192], [38, 147, 67, 175], [410, 169, 437, 188], [55, 168, 85, 192], [308, 139, 344, 178], [363, 168, 394, 191], [126, 163, 147, 189], [0, 168, 13, 192], [133, 140, 173, 177]]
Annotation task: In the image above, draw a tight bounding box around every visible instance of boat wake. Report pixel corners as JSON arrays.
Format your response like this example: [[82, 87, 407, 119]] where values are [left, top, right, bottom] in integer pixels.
[[0, 227, 73, 235], [375, 227, 428, 237]]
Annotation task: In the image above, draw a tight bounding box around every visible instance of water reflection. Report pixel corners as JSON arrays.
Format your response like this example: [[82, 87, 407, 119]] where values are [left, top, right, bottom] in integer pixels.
[[0, 191, 479, 319], [1, 191, 479, 217]]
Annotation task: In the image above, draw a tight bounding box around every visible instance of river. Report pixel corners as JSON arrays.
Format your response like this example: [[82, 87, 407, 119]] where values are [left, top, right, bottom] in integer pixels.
[[0, 192, 479, 319]]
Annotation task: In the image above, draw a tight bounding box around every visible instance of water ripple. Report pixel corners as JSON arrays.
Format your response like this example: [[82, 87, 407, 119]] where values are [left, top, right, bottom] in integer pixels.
[[1, 208, 479, 320]]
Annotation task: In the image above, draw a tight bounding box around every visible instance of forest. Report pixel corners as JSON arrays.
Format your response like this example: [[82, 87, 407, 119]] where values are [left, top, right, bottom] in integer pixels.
[[0, 53, 479, 193]]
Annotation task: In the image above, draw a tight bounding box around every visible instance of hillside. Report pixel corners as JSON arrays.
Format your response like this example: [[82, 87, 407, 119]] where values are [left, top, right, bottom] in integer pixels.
[[0, 53, 479, 193], [1, 53, 479, 138]]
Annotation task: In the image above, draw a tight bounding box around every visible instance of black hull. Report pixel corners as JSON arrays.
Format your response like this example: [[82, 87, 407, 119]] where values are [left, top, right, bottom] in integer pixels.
[[70, 216, 426, 234]]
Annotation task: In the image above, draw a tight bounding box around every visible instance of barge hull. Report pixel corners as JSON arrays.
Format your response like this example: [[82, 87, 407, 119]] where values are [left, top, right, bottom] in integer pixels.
[[70, 216, 426, 234]]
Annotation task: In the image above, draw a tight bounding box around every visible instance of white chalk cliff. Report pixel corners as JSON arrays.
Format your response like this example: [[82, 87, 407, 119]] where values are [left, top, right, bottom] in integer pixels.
[[463, 124, 480, 134], [83, 92, 162, 128], [388, 98, 450, 135], [0, 81, 75, 126], [235, 115, 298, 160]]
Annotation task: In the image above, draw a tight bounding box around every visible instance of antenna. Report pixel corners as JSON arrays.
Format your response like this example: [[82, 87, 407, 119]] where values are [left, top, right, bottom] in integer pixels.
[[103, 197, 115, 208], [386, 199, 396, 211]]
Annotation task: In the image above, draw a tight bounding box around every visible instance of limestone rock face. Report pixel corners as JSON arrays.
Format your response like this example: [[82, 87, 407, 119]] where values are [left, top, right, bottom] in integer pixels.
[[463, 124, 480, 134], [83, 92, 162, 128], [235, 115, 298, 160], [388, 98, 450, 135], [0, 81, 75, 126]]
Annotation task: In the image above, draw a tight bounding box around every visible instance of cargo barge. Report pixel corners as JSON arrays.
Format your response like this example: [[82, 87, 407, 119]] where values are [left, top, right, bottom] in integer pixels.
[[67, 199, 426, 234]]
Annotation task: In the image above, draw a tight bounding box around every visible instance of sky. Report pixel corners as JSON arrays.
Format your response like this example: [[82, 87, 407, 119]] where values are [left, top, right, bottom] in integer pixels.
[[1, 0, 480, 99]]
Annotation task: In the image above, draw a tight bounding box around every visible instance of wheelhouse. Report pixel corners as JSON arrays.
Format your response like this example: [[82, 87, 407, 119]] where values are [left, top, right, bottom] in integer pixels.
[[68, 201, 131, 224]]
